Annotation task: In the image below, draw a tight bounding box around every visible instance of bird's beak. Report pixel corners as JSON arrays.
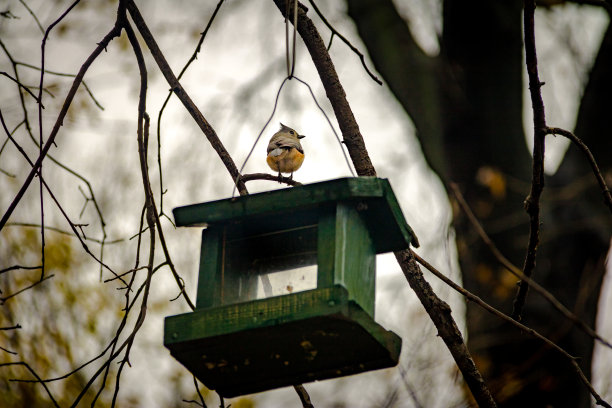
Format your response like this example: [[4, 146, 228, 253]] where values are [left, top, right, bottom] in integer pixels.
[[298, 134, 306, 139]]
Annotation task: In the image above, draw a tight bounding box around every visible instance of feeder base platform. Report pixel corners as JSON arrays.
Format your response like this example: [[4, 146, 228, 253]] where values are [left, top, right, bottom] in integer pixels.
[[164, 286, 401, 397]]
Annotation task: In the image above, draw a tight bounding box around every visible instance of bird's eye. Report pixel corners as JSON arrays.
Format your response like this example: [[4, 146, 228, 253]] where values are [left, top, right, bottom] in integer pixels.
[[289, 130, 294, 134]]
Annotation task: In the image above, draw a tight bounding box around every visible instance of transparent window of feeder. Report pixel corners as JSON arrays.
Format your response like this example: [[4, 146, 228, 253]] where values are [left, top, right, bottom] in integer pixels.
[[220, 225, 318, 305]]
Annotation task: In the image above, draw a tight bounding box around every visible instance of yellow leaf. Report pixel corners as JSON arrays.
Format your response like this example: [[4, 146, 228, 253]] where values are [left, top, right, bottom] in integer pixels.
[[476, 166, 507, 199], [233, 397, 256, 408]]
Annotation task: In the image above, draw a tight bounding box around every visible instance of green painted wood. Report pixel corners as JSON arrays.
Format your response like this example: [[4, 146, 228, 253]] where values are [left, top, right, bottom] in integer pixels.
[[166, 177, 414, 396], [334, 203, 376, 317], [196, 228, 222, 309], [173, 177, 382, 225], [314, 204, 375, 316], [173, 177, 418, 251], [166, 286, 350, 344], [164, 286, 401, 397], [315, 206, 337, 289]]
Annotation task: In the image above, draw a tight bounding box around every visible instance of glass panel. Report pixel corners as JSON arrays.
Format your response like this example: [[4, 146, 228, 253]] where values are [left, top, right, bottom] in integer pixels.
[[255, 265, 317, 299], [219, 225, 317, 305]]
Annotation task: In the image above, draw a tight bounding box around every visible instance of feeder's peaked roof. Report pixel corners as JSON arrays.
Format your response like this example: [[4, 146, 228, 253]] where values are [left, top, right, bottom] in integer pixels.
[[172, 177, 419, 252]]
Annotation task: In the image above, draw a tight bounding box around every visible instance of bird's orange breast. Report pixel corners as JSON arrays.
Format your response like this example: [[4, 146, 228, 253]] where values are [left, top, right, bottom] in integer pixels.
[[267, 148, 304, 173]]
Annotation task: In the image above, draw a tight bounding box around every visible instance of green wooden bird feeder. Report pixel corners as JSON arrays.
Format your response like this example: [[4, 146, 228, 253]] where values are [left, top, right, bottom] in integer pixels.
[[164, 177, 418, 397]]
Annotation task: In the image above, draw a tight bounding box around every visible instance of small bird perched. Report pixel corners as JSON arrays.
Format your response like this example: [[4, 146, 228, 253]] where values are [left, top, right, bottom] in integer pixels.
[[266, 123, 305, 180]]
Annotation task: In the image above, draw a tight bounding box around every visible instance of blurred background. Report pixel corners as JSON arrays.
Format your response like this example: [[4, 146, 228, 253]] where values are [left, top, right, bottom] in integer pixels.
[[0, 1, 610, 406]]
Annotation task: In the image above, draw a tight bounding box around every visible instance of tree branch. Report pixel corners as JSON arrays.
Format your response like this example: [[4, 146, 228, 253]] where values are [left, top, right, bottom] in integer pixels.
[[272, 1, 496, 406], [156, 0, 226, 215], [547, 127, 612, 213], [272, 0, 376, 177], [413, 252, 611, 408], [512, 0, 549, 321], [0, 8, 123, 231], [124, 0, 248, 196], [293, 384, 314, 408], [0, 362, 60, 407], [241, 172, 303, 186], [450, 182, 612, 349], [307, 0, 381, 85]]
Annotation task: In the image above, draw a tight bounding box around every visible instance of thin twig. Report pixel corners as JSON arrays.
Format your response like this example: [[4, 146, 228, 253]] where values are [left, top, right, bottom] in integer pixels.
[[0, 13, 122, 231], [547, 127, 612, 213], [0, 71, 42, 103], [18, 0, 45, 34], [124, 14, 196, 311], [156, 0, 225, 215], [294, 384, 315, 408], [308, 0, 382, 85], [0, 274, 54, 304], [15, 275, 148, 388], [0, 345, 18, 355], [513, 0, 549, 321], [125, 0, 247, 196], [0, 110, 127, 286], [272, 1, 495, 406], [413, 252, 611, 408], [5, 222, 121, 245], [16, 61, 105, 110], [449, 182, 612, 349], [241, 172, 303, 186], [0, 324, 22, 330], [0, 362, 60, 407], [0, 265, 41, 274], [193, 376, 207, 408]]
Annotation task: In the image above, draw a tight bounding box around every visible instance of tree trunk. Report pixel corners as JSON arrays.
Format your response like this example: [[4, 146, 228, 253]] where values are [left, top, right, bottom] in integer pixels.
[[347, 0, 611, 406]]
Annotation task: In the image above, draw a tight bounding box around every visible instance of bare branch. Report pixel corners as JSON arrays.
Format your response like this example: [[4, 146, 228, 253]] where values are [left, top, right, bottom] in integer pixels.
[[241, 172, 303, 186], [1, 274, 54, 304], [547, 127, 612, 213], [156, 0, 225, 216], [18, 0, 44, 34], [413, 252, 611, 408], [0, 10, 123, 231], [125, 0, 248, 196], [193, 376, 208, 408], [308, 0, 382, 85], [0, 265, 41, 274], [513, 0, 549, 321], [272, 0, 376, 177], [272, 1, 496, 406], [450, 182, 612, 349], [155, 0, 225, 215], [0, 110, 127, 286], [17, 61, 105, 110], [0, 71, 42, 104], [294, 384, 315, 408], [5, 222, 121, 245], [0, 345, 18, 355], [0, 362, 60, 407], [0, 324, 22, 330]]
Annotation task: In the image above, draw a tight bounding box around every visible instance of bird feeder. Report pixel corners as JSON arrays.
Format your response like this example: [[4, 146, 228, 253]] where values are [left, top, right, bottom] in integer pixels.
[[164, 177, 418, 397]]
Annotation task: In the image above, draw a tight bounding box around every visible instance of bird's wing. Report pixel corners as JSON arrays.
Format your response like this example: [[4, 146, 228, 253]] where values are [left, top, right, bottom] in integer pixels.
[[267, 133, 303, 154]]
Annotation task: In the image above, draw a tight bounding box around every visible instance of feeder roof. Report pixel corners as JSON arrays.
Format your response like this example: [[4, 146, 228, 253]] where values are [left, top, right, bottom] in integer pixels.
[[173, 177, 419, 252]]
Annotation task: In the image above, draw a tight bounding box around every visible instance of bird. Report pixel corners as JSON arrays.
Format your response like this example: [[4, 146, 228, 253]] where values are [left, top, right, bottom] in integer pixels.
[[266, 123, 305, 180]]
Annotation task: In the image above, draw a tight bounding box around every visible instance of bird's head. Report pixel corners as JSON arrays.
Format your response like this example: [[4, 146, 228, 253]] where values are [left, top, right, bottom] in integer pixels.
[[280, 122, 305, 139]]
